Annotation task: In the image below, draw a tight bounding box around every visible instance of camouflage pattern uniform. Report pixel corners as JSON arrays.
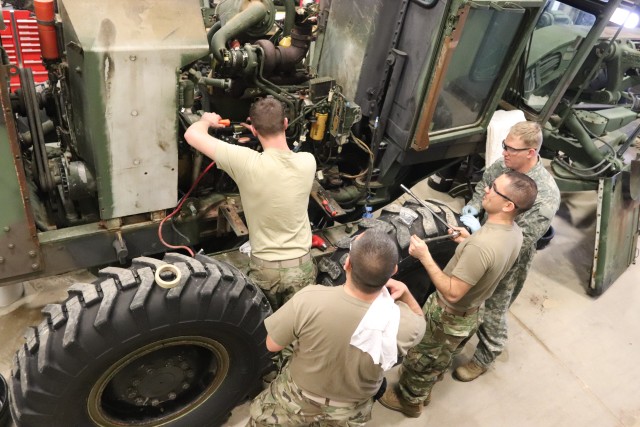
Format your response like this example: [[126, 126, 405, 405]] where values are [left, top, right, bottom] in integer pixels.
[[248, 257, 317, 310], [466, 158, 560, 367], [248, 365, 373, 427], [398, 293, 483, 404]]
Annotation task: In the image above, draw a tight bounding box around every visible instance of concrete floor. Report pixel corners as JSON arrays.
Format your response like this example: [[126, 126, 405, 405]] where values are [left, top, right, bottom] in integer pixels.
[[1, 186, 639, 427]]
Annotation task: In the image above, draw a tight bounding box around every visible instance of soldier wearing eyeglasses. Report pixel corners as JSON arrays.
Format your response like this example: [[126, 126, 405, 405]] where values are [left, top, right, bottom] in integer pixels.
[[379, 171, 538, 417], [454, 121, 561, 382]]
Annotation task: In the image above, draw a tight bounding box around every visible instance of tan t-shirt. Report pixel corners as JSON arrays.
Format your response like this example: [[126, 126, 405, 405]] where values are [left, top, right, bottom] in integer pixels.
[[214, 143, 315, 261], [265, 285, 426, 402], [442, 221, 522, 312]]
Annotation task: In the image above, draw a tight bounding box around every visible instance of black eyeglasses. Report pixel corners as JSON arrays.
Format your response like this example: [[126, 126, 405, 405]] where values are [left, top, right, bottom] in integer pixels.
[[502, 140, 530, 153], [491, 181, 519, 209]]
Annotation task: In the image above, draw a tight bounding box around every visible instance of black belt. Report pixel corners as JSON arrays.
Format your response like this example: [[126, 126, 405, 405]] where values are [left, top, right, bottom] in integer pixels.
[[250, 252, 312, 268]]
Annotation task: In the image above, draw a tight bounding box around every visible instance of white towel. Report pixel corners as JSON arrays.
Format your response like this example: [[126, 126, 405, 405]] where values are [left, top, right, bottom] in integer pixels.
[[350, 287, 401, 371], [486, 110, 526, 166]]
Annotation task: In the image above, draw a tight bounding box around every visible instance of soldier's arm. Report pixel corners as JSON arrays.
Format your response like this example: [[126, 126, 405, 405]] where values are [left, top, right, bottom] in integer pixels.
[[266, 335, 285, 352]]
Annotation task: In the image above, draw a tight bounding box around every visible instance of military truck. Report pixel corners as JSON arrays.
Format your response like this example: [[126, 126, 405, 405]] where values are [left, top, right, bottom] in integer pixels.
[[1, 0, 639, 425]]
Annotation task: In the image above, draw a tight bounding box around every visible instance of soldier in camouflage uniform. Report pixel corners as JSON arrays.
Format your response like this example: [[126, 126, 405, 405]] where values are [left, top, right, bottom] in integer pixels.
[[454, 121, 561, 381], [185, 98, 317, 310], [379, 172, 538, 418], [248, 230, 426, 426]]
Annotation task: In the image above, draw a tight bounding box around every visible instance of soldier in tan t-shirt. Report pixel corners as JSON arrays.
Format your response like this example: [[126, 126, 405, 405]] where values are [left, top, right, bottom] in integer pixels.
[[185, 97, 316, 309], [380, 171, 539, 418], [248, 229, 426, 426]]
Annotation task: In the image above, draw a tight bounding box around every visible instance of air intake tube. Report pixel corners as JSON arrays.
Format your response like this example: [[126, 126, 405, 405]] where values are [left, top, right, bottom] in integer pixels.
[[34, 0, 60, 61]]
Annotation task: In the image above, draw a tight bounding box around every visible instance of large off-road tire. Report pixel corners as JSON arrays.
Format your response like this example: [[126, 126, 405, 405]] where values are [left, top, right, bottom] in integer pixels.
[[317, 199, 462, 305], [9, 253, 272, 427]]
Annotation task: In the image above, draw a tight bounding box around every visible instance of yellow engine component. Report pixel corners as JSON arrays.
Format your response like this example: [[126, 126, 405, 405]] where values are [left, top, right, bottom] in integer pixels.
[[310, 113, 328, 141]]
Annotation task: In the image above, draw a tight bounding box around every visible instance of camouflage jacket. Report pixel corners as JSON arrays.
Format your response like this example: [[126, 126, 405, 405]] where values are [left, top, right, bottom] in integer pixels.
[[468, 158, 561, 249]]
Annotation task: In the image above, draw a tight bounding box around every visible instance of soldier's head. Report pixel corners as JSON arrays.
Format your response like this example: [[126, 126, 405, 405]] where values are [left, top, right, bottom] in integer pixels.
[[503, 121, 542, 173], [248, 97, 287, 138], [482, 171, 538, 217], [346, 229, 399, 295]]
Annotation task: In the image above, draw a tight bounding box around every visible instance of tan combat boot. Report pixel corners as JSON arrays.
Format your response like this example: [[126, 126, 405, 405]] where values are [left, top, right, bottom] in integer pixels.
[[378, 387, 422, 418], [453, 360, 488, 382]]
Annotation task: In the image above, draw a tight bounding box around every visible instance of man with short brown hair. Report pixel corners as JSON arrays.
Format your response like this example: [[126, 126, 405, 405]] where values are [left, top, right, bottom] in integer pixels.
[[380, 171, 538, 418], [185, 97, 316, 309]]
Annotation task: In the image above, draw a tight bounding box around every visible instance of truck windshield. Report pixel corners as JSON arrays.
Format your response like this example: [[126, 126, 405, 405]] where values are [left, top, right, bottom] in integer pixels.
[[431, 4, 525, 132], [522, 1, 596, 111]]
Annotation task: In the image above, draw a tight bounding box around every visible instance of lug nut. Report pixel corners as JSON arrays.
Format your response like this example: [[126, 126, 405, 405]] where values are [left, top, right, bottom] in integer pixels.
[[168, 392, 177, 400]]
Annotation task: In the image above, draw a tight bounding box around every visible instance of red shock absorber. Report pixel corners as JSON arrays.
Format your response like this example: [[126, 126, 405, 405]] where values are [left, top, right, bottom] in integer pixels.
[[34, 0, 59, 61]]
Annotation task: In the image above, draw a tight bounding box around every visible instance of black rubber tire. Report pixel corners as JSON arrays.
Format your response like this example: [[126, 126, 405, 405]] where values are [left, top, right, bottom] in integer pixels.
[[317, 199, 462, 305], [9, 252, 272, 427], [0, 373, 10, 427]]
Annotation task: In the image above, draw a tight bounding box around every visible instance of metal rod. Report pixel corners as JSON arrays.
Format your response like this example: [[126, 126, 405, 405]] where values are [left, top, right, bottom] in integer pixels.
[[400, 184, 457, 230], [423, 233, 459, 243]]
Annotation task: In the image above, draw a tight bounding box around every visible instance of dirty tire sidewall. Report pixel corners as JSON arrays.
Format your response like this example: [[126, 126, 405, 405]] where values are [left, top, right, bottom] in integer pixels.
[[9, 253, 272, 427]]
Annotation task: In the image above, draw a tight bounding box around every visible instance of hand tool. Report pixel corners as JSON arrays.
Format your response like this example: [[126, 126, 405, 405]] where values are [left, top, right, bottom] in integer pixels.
[[400, 184, 460, 238]]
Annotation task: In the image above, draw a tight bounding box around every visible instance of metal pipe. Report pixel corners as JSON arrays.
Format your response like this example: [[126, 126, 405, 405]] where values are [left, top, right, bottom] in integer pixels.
[[563, 109, 606, 165], [361, 49, 407, 200]]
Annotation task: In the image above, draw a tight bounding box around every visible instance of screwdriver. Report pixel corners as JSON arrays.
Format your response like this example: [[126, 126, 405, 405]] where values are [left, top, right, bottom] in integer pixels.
[[322, 199, 337, 216]]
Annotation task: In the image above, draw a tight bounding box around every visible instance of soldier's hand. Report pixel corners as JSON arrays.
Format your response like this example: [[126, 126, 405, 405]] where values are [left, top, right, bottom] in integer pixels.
[[200, 112, 225, 128], [460, 214, 481, 233], [409, 234, 430, 262], [448, 226, 469, 243], [385, 278, 408, 301], [461, 205, 478, 216]]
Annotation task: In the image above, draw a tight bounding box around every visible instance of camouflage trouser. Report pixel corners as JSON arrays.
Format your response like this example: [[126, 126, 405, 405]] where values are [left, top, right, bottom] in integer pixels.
[[473, 248, 535, 367], [248, 257, 317, 311], [399, 293, 482, 404], [248, 366, 373, 427]]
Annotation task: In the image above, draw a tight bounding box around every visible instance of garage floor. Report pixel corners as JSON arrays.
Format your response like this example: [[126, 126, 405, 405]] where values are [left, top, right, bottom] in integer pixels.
[[1, 183, 639, 427]]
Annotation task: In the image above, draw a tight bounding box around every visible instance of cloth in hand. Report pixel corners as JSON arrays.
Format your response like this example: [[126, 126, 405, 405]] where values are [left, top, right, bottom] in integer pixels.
[[350, 287, 400, 371]]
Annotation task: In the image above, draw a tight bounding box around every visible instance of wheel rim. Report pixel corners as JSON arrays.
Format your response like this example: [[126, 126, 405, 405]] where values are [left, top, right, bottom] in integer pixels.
[[88, 337, 229, 426]]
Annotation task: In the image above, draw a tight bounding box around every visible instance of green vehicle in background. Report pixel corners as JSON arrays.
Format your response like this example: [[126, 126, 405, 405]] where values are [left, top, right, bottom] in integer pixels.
[[0, 0, 638, 425]]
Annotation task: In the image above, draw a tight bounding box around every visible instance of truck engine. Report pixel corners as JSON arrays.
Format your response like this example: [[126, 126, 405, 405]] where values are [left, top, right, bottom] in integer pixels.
[[0, 0, 639, 425]]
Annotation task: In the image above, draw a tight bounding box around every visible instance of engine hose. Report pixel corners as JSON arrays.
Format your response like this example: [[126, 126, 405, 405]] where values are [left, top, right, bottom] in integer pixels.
[[282, 0, 296, 37], [210, 2, 268, 62], [206, 21, 222, 47]]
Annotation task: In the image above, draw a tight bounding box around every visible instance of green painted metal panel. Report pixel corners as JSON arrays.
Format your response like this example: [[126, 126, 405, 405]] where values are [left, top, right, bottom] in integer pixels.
[[590, 170, 640, 295], [59, 0, 210, 219], [0, 66, 43, 282]]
